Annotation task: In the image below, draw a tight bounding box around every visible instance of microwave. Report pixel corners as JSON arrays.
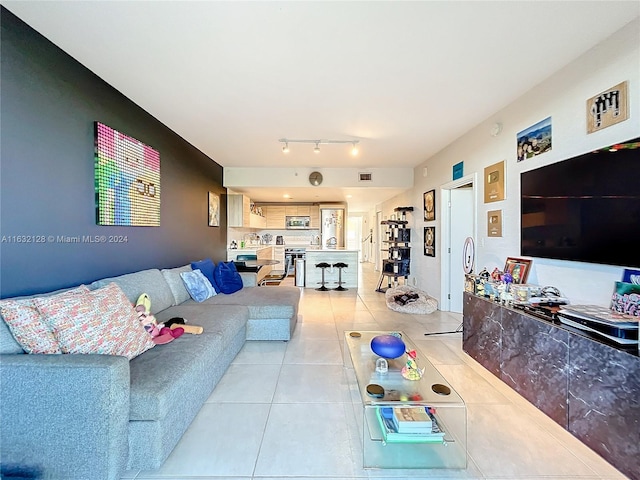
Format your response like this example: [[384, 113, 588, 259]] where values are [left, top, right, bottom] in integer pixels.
[[285, 216, 310, 229]]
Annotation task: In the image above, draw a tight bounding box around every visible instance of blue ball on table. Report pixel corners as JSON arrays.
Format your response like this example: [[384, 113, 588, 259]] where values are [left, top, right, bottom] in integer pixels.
[[370, 334, 406, 359]]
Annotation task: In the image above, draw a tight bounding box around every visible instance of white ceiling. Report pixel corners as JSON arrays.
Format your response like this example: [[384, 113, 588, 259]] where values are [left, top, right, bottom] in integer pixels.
[[3, 1, 639, 211]]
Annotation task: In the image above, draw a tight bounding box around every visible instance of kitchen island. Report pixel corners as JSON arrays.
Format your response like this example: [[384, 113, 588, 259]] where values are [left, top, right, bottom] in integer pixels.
[[304, 249, 358, 289]]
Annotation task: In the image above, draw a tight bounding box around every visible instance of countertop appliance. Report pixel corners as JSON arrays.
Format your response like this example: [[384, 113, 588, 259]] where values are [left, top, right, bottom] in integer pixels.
[[276, 236, 284, 245], [285, 216, 311, 230], [321, 208, 345, 249]]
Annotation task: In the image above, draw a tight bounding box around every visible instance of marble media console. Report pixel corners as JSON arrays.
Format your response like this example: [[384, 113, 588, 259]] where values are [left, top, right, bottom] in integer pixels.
[[462, 292, 639, 480]]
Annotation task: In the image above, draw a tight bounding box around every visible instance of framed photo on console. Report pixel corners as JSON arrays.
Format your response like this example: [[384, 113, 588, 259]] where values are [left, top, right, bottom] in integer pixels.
[[503, 257, 532, 284]]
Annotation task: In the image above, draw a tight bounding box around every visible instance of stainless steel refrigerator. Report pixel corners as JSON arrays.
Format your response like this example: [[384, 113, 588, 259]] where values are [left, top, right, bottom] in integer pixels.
[[321, 208, 345, 249]]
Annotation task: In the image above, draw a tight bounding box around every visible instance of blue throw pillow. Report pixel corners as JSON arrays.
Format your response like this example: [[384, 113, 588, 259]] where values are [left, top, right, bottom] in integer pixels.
[[180, 269, 217, 302], [213, 261, 243, 294], [191, 258, 219, 293]]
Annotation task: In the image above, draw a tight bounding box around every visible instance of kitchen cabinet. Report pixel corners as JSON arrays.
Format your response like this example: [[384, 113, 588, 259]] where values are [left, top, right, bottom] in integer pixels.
[[284, 205, 312, 216], [261, 204, 319, 230], [310, 205, 320, 228], [265, 206, 286, 229], [273, 246, 285, 266], [257, 246, 274, 279], [228, 194, 266, 228]]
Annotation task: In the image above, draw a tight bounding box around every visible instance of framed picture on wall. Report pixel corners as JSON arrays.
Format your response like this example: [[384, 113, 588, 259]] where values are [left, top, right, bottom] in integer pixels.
[[587, 81, 629, 134], [483, 160, 505, 203], [208, 192, 220, 227], [424, 190, 435, 221], [424, 226, 435, 257], [503, 257, 532, 284]]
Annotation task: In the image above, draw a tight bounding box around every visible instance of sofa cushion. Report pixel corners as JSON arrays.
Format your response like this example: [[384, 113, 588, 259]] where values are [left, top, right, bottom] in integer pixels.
[[34, 283, 155, 360], [185, 286, 300, 320], [129, 304, 249, 420], [0, 320, 24, 354], [161, 265, 192, 305], [90, 269, 174, 314], [180, 269, 216, 302], [191, 258, 219, 293], [213, 261, 243, 294], [0, 285, 89, 354]]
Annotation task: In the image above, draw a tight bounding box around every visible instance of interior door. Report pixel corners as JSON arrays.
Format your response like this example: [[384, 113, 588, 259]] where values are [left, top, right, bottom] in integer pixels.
[[448, 186, 474, 313]]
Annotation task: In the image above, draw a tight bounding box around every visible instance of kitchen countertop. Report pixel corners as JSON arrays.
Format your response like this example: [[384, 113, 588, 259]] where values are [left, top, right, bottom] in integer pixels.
[[227, 246, 273, 252], [305, 248, 359, 253]]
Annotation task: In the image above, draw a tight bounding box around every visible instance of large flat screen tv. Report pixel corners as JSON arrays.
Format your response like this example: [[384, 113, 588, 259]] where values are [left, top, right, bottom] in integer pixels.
[[520, 136, 640, 268]]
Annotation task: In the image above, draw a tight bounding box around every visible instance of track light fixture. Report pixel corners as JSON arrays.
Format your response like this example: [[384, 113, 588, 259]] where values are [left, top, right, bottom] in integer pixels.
[[278, 138, 360, 155]]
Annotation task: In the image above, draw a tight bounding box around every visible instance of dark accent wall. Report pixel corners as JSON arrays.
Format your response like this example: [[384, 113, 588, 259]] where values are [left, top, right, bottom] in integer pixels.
[[0, 8, 227, 298]]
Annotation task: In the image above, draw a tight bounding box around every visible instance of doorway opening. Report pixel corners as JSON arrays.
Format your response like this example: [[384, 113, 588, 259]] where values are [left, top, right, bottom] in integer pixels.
[[439, 173, 478, 313]]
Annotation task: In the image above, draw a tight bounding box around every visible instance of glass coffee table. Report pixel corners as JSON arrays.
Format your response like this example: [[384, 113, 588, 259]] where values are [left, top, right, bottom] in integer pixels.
[[344, 330, 467, 469]]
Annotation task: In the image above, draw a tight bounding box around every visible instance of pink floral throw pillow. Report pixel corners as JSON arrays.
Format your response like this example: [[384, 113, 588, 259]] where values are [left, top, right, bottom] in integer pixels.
[[0, 285, 89, 354], [34, 282, 155, 360]]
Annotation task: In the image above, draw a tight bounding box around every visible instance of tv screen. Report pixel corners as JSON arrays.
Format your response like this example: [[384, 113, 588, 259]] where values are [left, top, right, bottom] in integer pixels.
[[520, 137, 640, 268]]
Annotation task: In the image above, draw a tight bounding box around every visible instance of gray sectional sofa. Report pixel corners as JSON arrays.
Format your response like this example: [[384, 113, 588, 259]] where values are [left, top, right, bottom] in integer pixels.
[[0, 265, 301, 480]]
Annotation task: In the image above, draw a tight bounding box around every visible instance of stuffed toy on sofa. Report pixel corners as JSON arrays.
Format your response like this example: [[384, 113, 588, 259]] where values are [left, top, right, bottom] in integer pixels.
[[135, 293, 184, 344]]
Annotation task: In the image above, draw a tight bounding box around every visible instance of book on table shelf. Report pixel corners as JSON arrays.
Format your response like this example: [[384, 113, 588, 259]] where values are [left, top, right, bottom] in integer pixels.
[[376, 407, 445, 444], [392, 406, 432, 433]]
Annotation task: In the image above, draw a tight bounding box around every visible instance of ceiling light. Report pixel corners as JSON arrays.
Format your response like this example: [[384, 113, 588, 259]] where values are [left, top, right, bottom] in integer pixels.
[[278, 138, 360, 155]]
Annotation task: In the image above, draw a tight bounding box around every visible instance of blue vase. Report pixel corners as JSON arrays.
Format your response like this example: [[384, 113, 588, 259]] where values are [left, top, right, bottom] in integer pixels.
[[370, 334, 406, 359]]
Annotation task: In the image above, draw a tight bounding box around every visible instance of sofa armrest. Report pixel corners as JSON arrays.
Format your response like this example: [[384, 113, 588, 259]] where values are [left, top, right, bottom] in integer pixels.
[[239, 272, 258, 287], [0, 354, 130, 480]]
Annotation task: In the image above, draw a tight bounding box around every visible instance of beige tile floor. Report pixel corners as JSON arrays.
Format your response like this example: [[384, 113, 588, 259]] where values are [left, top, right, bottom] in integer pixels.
[[126, 262, 629, 480]]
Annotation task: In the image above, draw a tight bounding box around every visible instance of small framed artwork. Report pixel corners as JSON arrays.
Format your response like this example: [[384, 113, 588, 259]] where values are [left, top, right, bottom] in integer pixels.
[[487, 210, 502, 237], [587, 81, 629, 134], [208, 192, 220, 227], [503, 257, 532, 284], [424, 190, 435, 221], [484, 160, 505, 203], [424, 226, 435, 257], [452, 161, 463, 180], [517, 116, 552, 162]]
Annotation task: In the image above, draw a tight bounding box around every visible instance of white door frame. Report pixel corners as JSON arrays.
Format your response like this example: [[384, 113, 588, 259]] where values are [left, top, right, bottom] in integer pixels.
[[375, 210, 382, 271], [439, 173, 478, 311]]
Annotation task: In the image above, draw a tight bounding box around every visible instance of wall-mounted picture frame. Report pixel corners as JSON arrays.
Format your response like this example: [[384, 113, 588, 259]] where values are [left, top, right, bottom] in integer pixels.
[[424, 226, 435, 257], [424, 189, 435, 221], [587, 81, 628, 134], [483, 160, 505, 203], [208, 192, 220, 227], [95, 122, 161, 226], [517, 116, 552, 162], [503, 257, 532, 284], [487, 209, 503, 237]]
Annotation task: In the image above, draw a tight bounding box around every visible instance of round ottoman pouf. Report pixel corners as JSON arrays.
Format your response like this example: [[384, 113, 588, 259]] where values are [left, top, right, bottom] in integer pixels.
[[370, 334, 406, 359]]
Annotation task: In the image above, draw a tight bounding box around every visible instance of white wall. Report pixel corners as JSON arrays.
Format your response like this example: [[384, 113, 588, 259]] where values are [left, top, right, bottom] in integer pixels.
[[384, 18, 640, 307]]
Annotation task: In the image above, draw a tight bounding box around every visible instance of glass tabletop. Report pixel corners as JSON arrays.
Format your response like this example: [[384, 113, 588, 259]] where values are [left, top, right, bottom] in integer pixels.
[[343, 330, 463, 406]]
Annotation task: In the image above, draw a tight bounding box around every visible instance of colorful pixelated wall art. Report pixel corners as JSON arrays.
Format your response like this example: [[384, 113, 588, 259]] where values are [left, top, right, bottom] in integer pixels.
[[95, 122, 160, 226]]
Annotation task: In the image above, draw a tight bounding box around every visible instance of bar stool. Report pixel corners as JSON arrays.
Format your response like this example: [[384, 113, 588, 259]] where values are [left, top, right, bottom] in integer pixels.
[[333, 262, 349, 291], [315, 262, 331, 291]]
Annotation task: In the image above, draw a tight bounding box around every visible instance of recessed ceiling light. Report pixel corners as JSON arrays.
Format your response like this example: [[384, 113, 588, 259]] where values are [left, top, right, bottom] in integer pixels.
[[283, 194, 290, 198], [346, 194, 353, 198]]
